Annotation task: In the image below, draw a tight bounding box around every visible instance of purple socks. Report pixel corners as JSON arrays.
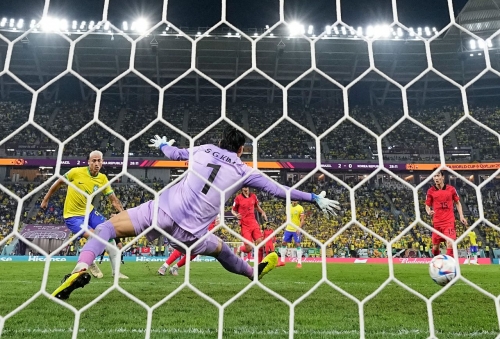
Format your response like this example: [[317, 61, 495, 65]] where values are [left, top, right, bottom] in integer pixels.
[[216, 242, 253, 278], [78, 221, 117, 266]]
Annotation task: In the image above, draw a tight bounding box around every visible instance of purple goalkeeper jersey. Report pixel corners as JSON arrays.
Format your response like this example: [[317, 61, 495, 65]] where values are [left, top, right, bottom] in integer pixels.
[[158, 144, 313, 237]]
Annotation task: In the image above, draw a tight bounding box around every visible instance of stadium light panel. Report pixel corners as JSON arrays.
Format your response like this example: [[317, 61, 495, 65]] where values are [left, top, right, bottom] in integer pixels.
[[470, 39, 476, 49], [270, 33, 274, 36], [333, 26, 339, 34], [0, 18, 6, 27], [9, 18, 15, 28], [381, 25, 391, 37], [253, 32, 258, 37], [122, 21, 128, 30], [104, 21, 110, 31], [341, 26, 346, 35], [487, 39, 493, 48], [72, 20, 77, 30], [417, 27, 422, 35], [397, 27, 403, 37], [409, 27, 415, 36], [30, 19, 36, 28], [478, 39, 485, 49], [17, 19, 24, 29], [80, 21, 86, 29], [424, 26, 431, 36], [308, 25, 313, 35], [357, 26, 363, 36], [89, 20, 95, 29], [325, 25, 332, 35]]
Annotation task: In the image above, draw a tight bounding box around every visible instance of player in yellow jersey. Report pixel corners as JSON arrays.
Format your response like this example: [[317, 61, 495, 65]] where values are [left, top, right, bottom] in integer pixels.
[[466, 230, 479, 265], [278, 201, 305, 268], [41, 150, 127, 279]]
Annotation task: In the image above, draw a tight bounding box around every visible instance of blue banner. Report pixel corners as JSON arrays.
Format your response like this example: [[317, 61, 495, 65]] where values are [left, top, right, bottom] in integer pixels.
[[0, 255, 217, 263]]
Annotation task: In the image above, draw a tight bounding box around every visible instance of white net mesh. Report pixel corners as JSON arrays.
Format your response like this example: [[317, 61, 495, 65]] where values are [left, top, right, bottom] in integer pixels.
[[1, 0, 500, 338]]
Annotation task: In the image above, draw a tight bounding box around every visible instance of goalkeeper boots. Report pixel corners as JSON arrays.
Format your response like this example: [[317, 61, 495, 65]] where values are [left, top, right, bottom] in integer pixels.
[[257, 252, 278, 280], [52, 270, 91, 300]]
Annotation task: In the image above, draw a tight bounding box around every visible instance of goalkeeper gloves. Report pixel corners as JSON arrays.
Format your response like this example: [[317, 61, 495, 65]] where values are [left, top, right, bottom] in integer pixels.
[[148, 135, 175, 149], [312, 191, 341, 217]]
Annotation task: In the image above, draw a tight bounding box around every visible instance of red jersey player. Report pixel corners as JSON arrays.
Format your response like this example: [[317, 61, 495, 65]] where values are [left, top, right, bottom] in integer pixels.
[[425, 169, 467, 257], [158, 216, 219, 276], [232, 186, 268, 262], [262, 223, 276, 256]]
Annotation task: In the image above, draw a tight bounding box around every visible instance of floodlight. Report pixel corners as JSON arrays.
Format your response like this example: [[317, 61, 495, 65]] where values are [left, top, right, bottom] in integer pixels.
[[0, 18, 6, 27], [122, 21, 128, 30], [417, 27, 422, 35], [478, 39, 485, 49], [381, 25, 391, 37], [366, 25, 374, 37], [289, 21, 302, 36], [397, 27, 403, 37], [469, 39, 476, 49], [325, 25, 332, 35], [104, 21, 110, 30], [341, 26, 346, 35], [307, 25, 313, 35], [487, 39, 493, 48], [9, 18, 15, 28], [17, 19, 24, 29], [253, 32, 258, 37], [80, 21, 86, 29], [89, 21, 95, 29], [60, 19, 68, 31], [30, 20, 36, 28], [425, 26, 431, 36], [135, 18, 148, 33], [357, 26, 363, 36], [72, 20, 77, 30]]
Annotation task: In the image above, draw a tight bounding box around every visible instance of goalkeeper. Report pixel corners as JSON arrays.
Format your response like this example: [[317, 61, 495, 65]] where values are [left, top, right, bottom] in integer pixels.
[[52, 127, 341, 300]]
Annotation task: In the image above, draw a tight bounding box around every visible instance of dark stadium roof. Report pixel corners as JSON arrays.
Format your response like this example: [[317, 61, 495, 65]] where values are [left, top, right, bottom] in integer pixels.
[[0, 0, 498, 106]]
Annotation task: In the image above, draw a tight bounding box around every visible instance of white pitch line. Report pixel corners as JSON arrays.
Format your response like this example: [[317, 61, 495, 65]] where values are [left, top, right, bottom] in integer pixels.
[[1, 327, 497, 337]]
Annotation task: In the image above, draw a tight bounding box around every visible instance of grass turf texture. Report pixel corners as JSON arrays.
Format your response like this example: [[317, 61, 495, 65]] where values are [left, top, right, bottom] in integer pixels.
[[0, 262, 498, 339]]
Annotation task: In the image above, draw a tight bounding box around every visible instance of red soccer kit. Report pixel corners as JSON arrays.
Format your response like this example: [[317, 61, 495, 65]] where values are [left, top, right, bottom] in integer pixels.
[[263, 229, 275, 253], [425, 184, 459, 244], [233, 193, 263, 242]]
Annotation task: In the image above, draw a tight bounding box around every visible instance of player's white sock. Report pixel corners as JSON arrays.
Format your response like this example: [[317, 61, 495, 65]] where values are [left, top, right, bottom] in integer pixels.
[[474, 254, 478, 263], [73, 262, 89, 273], [297, 247, 302, 265], [280, 247, 286, 262], [161, 263, 169, 269], [106, 239, 120, 275]]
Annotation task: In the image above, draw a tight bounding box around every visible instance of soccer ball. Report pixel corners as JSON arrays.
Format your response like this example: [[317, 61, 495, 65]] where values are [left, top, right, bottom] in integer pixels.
[[429, 254, 456, 286]]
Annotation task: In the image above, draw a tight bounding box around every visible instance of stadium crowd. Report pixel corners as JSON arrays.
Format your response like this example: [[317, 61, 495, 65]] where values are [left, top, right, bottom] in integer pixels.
[[2, 173, 499, 258], [2, 101, 499, 162]]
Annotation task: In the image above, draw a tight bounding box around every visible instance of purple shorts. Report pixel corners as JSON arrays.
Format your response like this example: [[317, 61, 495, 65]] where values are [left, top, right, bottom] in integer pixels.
[[127, 200, 219, 256]]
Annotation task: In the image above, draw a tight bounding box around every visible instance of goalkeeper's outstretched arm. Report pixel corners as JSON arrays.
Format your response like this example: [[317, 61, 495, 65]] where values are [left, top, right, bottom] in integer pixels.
[[243, 173, 341, 217]]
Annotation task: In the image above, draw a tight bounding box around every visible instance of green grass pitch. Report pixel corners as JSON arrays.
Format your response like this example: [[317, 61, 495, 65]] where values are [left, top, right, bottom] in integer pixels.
[[0, 261, 498, 339]]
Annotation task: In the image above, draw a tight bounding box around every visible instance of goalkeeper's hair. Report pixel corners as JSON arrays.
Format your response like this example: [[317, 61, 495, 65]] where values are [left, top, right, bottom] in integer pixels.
[[433, 167, 446, 177], [219, 127, 245, 153]]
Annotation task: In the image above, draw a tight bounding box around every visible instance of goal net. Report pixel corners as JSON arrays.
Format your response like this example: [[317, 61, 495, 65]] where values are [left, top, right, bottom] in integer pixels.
[[0, 0, 500, 338]]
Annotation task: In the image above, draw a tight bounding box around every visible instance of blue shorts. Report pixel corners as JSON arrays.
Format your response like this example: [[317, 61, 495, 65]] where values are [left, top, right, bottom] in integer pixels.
[[470, 246, 478, 253], [283, 230, 301, 244], [64, 209, 106, 238]]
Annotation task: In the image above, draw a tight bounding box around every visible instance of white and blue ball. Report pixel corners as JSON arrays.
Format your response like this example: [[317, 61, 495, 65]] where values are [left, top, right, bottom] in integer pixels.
[[429, 254, 457, 286]]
